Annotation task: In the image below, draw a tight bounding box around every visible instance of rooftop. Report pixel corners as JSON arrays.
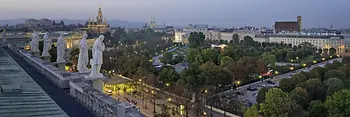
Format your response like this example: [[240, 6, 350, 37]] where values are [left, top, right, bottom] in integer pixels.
[[0, 49, 68, 117]]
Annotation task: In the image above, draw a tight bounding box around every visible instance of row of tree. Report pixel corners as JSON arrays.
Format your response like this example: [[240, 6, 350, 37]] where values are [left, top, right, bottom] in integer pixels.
[[247, 61, 350, 117]]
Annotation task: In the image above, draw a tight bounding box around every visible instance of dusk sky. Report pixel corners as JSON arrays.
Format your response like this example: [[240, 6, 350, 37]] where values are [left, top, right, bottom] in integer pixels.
[[0, 0, 349, 28]]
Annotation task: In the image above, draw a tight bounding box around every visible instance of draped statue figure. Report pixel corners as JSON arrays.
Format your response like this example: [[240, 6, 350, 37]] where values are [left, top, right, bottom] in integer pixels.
[[77, 33, 89, 73], [30, 31, 39, 51], [42, 32, 52, 56], [1, 29, 6, 43], [56, 32, 66, 62], [89, 35, 105, 78]]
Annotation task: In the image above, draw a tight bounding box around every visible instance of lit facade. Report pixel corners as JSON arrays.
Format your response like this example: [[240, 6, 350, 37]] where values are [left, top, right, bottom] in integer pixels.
[[84, 6, 109, 34], [255, 34, 345, 54]]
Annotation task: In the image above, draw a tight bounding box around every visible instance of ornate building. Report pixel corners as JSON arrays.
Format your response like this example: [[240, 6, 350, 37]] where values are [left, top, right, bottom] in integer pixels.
[[85, 6, 109, 34]]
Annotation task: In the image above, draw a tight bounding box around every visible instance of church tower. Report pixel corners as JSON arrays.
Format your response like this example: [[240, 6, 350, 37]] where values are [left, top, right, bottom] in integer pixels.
[[149, 16, 156, 29], [297, 16, 302, 32], [97, 5, 103, 25]]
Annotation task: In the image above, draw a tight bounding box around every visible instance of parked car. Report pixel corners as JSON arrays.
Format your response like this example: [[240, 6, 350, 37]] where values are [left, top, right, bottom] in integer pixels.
[[247, 87, 258, 91], [266, 80, 275, 85], [235, 92, 244, 95]]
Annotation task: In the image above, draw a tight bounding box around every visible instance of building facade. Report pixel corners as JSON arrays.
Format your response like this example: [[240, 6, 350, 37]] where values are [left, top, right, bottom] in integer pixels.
[[274, 16, 302, 33], [254, 34, 345, 54], [84, 6, 109, 34]]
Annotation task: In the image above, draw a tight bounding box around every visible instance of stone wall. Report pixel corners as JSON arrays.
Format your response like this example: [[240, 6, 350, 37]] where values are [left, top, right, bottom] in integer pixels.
[[5, 44, 143, 117]]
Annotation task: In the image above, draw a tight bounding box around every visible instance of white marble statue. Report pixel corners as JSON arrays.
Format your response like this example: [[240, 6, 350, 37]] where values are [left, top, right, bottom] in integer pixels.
[[89, 35, 105, 78], [56, 32, 66, 62], [42, 32, 52, 56], [77, 33, 89, 73], [30, 31, 39, 51], [1, 29, 6, 43]]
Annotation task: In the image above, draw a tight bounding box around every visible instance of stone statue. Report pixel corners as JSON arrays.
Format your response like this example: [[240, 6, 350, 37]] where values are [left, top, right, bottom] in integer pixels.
[[30, 31, 39, 51], [77, 33, 89, 73], [89, 35, 105, 78], [42, 32, 52, 56], [1, 29, 6, 43], [56, 32, 66, 62]]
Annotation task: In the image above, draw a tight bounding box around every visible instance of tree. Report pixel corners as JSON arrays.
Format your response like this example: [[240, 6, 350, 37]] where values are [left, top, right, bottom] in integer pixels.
[[256, 87, 270, 103], [311, 67, 328, 81], [325, 78, 344, 96], [255, 59, 268, 74], [298, 79, 327, 101], [160, 52, 173, 64], [338, 66, 350, 77], [325, 61, 343, 70], [292, 73, 307, 84], [329, 47, 336, 56], [260, 52, 277, 66], [308, 100, 328, 117], [242, 36, 257, 46], [261, 88, 304, 117], [244, 105, 259, 117], [231, 34, 240, 44], [159, 67, 179, 85], [186, 48, 201, 64], [220, 56, 234, 67], [200, 62, 232, 86], [279, 78, 298, 92], [324, 90, 350, 117], [324, 70, 346, 81], [290, 87, 310, 109], [188, 32, 205, 48], [201, 48, 219, 63]]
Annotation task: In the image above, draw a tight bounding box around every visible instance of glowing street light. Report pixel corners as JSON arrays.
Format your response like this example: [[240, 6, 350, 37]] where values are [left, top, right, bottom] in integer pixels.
[[322, 58, 326, 61], [296, 57, 299, 60], [139, 79, 142, 82], [168, 98, 172, 102], [313, 60, 317, 64], [303, 64, 306, 67], [258, 75, 262, 78], [330, 56, 333, 58], [166, 83, 170, 87], [204, 89, 208, 93], [290, 59, 294, 62], [290, 67, 294, 70], [274, 71, 279, 75]]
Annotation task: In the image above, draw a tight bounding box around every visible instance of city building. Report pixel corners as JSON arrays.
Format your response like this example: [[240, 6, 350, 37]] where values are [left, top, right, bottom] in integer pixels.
[[275, 16, 302, 33], [145, 17, 175, 33], [174, 24, 210, 43], [84, 6, 109, 34], [254, 34, 345, 54]]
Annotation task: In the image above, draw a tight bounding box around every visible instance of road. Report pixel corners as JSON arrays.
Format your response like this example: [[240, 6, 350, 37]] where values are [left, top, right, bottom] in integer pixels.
[[4, 47, 95, 117], [152, 47, 179, 66], [220, 58, 342, 105]]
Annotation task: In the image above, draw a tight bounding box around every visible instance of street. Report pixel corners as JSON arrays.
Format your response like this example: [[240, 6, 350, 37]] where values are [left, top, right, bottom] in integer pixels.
[[218, 58, 342, 105]]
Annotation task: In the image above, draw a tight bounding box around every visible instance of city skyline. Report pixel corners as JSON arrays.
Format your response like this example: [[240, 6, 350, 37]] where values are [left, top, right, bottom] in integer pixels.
[[0, 0, 350, 28]]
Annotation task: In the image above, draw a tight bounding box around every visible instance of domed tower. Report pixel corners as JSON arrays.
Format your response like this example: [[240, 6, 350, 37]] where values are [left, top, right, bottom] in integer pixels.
[[297, 16, 302, 32]]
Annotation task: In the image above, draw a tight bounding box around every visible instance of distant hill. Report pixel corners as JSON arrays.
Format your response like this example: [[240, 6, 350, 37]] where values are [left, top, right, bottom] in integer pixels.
[[0, 18, 146, 28]]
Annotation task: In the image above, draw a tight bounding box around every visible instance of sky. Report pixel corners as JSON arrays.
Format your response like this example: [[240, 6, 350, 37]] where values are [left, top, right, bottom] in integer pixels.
[[0, 0, 349, 28]]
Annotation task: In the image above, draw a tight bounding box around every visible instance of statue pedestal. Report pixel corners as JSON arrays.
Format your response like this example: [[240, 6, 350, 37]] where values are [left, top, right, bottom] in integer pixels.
[[53, 61, 67, 71], [40, 55, 51, 62], [29, 50, 41, 56], [84, 75, 106, 92]]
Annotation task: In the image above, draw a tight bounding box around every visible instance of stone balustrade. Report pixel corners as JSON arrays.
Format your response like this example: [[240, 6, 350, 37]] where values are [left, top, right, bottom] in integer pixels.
[[5, 44, 143, 117]]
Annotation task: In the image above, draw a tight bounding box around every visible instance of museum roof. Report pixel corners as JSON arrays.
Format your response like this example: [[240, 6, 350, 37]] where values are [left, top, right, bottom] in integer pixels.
[[0, 49, 68, 117]]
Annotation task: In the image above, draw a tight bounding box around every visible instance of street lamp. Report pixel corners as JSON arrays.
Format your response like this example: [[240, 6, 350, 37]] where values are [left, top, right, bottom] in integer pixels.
[[274, 71, 279, 75], [166, 83, 170, 87], [303, 64, 306, 67], [290, 67, 294, 70], [322, 58, 326, 61], [313, 60, 317, 64]]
